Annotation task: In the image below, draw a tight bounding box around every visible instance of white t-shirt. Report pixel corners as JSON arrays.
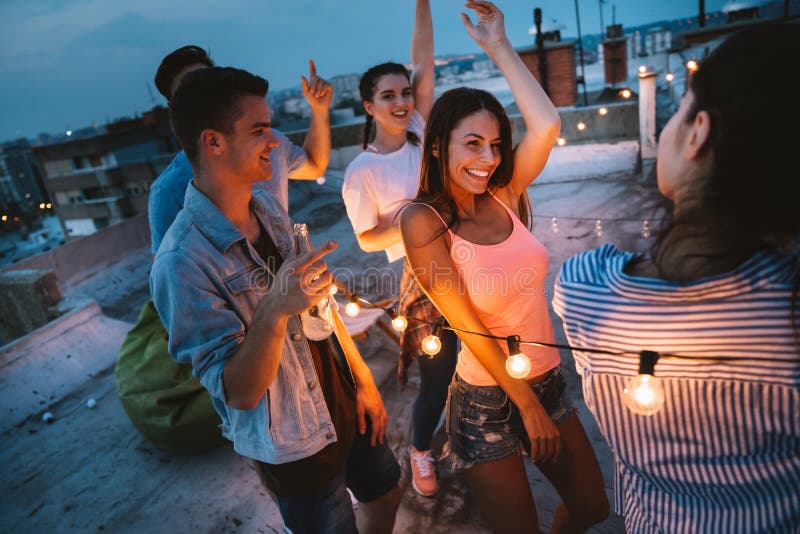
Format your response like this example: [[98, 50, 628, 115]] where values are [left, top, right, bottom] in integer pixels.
[[342, 111, 425, 263]]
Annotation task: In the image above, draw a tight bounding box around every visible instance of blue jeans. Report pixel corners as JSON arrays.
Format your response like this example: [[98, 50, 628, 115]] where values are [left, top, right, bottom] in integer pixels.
[[443, 368, 575, 470], [412, 328, 458, 451], [274, 429, 400, 533]]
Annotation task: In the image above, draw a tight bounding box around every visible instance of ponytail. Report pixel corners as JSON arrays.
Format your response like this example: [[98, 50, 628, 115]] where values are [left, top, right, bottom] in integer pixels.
[[363, 115, 374, 150]]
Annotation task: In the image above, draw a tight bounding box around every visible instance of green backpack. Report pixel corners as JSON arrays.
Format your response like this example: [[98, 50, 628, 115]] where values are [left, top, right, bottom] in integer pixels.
[[114, 299, 227, 452]]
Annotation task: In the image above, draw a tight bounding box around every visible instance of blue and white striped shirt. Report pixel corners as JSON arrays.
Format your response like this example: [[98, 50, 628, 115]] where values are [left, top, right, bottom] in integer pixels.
[[554, 243, 800, 534]]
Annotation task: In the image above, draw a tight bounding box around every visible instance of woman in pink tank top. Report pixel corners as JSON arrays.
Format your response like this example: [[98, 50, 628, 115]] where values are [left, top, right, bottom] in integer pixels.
[[400, 2, 608, 532]]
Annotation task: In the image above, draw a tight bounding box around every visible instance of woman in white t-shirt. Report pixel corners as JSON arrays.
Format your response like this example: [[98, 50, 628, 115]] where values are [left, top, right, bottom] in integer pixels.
[[341, 0, 455, 498]]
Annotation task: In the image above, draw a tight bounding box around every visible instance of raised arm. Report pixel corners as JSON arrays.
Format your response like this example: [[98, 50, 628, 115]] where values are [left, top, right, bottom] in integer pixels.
[[461, 1, 560, 199], [411, 0, 435, 120], [400, 204, 561, 462], [291, 59, 333, 179]]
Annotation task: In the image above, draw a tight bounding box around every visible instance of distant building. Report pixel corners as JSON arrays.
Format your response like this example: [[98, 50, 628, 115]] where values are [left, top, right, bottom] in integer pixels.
[[33, 106, 177, 238], [281, 96, 311, 120], [723, 1, 760, 23], [0, 139, 48, 215], [630, 27, 673, 57], [329, 73, 361, 106]]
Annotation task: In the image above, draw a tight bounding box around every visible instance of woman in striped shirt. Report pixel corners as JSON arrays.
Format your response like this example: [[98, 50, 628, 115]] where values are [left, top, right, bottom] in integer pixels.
[[554, 25, 800, 533]]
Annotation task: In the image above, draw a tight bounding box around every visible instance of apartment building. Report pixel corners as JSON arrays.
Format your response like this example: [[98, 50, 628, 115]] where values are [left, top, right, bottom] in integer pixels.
[[33, 107, 177, 238]]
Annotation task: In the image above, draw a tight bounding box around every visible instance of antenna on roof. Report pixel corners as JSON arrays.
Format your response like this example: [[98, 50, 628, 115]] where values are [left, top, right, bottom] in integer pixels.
[[146, 82, 157, 106]]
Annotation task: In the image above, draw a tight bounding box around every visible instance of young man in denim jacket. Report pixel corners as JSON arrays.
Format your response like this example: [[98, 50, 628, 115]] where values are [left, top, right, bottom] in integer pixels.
[[150, 66, 401, 533], [148, 45, 332, 254]]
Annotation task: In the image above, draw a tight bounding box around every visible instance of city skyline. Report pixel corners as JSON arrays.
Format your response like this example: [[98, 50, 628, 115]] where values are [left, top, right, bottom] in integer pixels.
[[1, 0, 740, 141]]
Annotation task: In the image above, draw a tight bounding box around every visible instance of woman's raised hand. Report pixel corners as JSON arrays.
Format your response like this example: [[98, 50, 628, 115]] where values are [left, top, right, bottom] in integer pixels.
[[461, 1, 507, 50]]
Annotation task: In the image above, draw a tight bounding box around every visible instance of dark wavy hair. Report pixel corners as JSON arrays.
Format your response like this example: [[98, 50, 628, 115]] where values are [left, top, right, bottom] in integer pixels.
[[415, 87, 531, 234], [154, 45, 214, 100], [651, 23, 800, 341], [358, 62, 420, 150], [169, 67, 268, 166]]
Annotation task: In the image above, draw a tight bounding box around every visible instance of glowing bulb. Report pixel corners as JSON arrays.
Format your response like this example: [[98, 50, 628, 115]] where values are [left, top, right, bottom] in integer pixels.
[[638, 65, 647, 74], [391, 314, 408, 332], [329, 284, 338, 296], [316, 176, 326, 185], [39, 203, 45, 209], [345, 300, 360, 318], [623, 374, 665, 415], [504, 336, 531, 378], [46, 203, 52, 209], [686, 59, 698, 72], [620, 89, 632, 99], [1, 215, 7, 222], [576, 122, 586, 131], [556, 137, 566, 146], [598, 107, 608, 116], [505, 353, 532, 378], [665, 72, 674, 83], [66, 130, 72, 136], [421, 334, 441, 356]]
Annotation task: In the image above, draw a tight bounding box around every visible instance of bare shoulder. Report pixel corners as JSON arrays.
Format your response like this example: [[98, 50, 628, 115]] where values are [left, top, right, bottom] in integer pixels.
[[490, 186, 520, 214], [400, 202, 448, 248]]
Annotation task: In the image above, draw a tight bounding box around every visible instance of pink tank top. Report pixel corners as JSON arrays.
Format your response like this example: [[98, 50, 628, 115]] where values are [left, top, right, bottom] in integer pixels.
[[421, 195, 561, 385]]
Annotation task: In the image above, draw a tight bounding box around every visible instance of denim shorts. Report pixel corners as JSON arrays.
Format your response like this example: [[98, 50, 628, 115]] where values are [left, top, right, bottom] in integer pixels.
[[275, 430, 400, 534], [442, 367, 575, 470]]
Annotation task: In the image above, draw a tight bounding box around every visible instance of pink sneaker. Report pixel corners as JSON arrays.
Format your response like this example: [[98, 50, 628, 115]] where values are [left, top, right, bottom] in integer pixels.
[[410, 447, 438, 497]]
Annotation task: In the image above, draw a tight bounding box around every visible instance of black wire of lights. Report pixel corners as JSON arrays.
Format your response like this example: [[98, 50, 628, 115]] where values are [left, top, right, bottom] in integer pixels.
[[332, 287, 797, 416]]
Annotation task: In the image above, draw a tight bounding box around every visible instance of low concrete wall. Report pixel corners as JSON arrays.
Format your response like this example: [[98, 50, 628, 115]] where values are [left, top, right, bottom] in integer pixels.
[[532, 102, 638, 145], [319, 102, 639, 171], [3, 213, 150, 288]]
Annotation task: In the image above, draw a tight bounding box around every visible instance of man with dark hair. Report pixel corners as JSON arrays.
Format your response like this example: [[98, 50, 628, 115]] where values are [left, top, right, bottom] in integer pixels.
[[148, 45, 332, 254], [151, 66, 401, 533]]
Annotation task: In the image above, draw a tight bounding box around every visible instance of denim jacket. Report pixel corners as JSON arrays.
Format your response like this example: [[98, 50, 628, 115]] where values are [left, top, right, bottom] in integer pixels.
[[150, 182, 337, 464]]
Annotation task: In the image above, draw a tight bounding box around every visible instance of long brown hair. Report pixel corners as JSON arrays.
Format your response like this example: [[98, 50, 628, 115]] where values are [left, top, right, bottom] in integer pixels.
[[651, 23, 800, 341], [415, 87, 531, 235]]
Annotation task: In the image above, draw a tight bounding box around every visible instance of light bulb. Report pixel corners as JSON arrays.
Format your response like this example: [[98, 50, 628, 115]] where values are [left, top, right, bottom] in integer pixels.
[[316, 176, 326, 185], [421, 334, 441, 356], [638, 65, 647, 74], [329, 284, 338, 296], [391, 314, 408, 332], [620, 89, 632, 99], [577, 122, 586, 131], [505, 336, 531, 378], [505, 353, 532, 378], [665, 72, 674, 83], [623, 374, 665, 415], [598, 107, 608, 116], [345, 300, 360, 317], [557, 137, 566, 146], [686, 59, 698, 72]]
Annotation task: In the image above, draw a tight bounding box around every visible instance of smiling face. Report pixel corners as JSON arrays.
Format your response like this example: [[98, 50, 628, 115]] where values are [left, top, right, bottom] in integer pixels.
[[442, 109, 502, 196], [364, 73, 414, 135], [222, 95, 279, 183]]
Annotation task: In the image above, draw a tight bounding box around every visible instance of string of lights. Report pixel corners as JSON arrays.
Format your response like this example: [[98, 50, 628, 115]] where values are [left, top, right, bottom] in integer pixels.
[[540, 215, 658, 238], [333, 288, 797, 416]]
